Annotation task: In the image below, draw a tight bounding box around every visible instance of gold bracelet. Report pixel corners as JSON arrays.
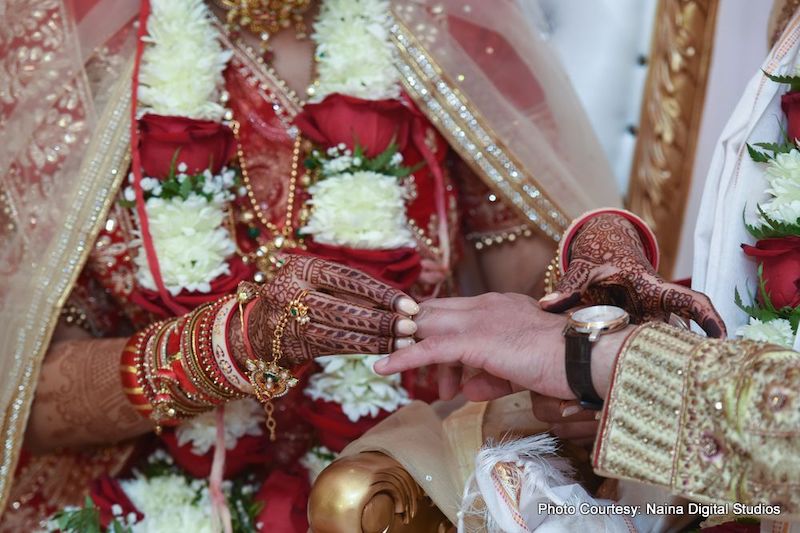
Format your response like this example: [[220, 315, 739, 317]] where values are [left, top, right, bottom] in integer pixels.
[[543, 250, 561, 295], [236, 282, 306, 440]]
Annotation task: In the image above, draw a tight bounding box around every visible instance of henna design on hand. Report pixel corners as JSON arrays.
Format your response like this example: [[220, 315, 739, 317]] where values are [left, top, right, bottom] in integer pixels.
[[541, 214, 726, 337], [240, 255, 410, 365]]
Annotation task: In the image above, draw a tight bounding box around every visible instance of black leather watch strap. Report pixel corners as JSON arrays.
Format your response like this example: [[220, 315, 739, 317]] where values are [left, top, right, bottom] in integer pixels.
[[564, 330, 604, 410]]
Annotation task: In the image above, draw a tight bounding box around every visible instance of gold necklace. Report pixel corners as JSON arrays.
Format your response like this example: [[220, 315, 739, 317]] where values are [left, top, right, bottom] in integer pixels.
[[214, 0, 312, 50], [232, 121, 308, 280]]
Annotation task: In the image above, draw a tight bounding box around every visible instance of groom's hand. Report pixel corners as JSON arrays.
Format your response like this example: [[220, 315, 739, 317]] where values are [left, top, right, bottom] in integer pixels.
[[373, 293, 629, 402]]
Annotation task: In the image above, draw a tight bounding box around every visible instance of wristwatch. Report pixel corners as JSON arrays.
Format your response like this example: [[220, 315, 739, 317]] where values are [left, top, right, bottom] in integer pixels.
[[563, 305, 629, 410]]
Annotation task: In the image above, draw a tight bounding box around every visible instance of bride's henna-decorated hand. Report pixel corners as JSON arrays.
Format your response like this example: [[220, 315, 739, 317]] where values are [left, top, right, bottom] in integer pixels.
[[239, 255, 419, 366], [540, 213, 726, 338]]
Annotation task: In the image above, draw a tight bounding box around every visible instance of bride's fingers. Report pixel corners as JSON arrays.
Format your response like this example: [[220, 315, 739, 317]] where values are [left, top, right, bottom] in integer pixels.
[[303, 291, 412, 337], [302, 323, 394, 355], [304, 258, 412, 312]]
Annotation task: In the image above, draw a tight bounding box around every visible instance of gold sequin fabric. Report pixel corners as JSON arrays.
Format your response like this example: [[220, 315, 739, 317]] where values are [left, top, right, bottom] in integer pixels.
[[595, 322, 800, 516]]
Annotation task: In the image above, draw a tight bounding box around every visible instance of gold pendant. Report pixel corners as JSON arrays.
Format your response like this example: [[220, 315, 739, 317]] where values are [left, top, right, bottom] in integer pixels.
[[245, 359, 299, 403]]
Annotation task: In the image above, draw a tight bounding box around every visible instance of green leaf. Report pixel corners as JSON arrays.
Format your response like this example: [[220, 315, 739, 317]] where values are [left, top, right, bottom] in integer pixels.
[[53, 497, 103, 533], [763, 69, 800, 92], [746, 143, 772, 163], [178, 176, 193, 200], [753, 141, 796, 154], [745, 204, 800, 239], [367, 141, 398, 172]]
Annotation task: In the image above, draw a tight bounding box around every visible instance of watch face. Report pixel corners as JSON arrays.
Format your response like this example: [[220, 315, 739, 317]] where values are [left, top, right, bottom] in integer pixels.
[[570, 305, 628, 326]]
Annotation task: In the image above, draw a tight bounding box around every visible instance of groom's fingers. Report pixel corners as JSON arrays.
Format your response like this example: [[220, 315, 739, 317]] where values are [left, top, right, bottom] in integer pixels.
[[413, 306, 474, 338], [462, 372, 512, 402], [374, 335, 469, 374]]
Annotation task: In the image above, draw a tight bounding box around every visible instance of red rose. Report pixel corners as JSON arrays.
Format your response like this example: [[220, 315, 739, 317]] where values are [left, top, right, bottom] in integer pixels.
[[742, 236, 800, 308], [138, 114, 236, 178], [89, 476, 143, 527], [294, 94, 419, 157], [782, 91, 800, 143], [254, 470, 310, 533]]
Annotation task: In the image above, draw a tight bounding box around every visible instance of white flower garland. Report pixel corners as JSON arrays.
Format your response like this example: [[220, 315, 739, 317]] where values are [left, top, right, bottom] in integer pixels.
[[175, 399, 265, 456], [737, 317, 795, 347], [138, 0, 232, 120], [132, 191, 235, 295], [305, 354, 410, 422], [121, 473, 215, 533], [301, 170, 416, 249], [312, 0, 400, 101], [759, 149, 800, 225], [300, 445, 337, 484]]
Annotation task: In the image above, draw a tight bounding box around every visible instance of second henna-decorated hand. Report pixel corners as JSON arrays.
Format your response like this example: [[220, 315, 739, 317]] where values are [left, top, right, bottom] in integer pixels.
[[230, 256, 419, 366], [540, 213, 726, 338]]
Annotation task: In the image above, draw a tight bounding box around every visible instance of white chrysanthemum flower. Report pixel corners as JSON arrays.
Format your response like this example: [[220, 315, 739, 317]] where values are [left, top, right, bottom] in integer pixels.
[[761, 149, 800, 224], [138, 0, 232, 120], [305, 354, 410, 422], [133, 193, 235, 295], [312, 0, 400, 101], [301, 171, 415, 249], [121, 475, 213, 533], [736, 317, 795, 347], [175, 399, 265, 456], [300, 446, 337, 484]]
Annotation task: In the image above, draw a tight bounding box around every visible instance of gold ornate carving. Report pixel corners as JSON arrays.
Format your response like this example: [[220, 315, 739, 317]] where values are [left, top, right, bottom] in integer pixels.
[[308, 452, 454, 533], [626, 0, 718, 277]]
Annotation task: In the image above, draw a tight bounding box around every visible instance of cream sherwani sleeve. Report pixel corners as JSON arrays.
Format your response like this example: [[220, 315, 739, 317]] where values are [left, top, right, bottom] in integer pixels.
[[593, 322, 800, 518]]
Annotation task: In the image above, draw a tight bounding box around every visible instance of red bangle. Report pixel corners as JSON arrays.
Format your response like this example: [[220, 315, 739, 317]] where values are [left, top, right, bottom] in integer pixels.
[[558, 208, 659, 274], [120, 322, 161, 419]]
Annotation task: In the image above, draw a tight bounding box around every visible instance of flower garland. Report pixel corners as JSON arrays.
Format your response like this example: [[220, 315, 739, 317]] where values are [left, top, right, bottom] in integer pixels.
[[305, 354, 410, 422], [47, 451, 262, 533], [127, 165, 240, 295], [737, 69, 800, 347], [311, 0, 400, 101], [297, 0, 420, 440], [300, 144, 417, 249], [175, 398, 265, 456], [137, 0, 232, 121]]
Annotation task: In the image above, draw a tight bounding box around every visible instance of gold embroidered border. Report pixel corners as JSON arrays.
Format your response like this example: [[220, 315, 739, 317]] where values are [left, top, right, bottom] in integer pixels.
[[625, 0, 718, 277], [0, 60, 133, 513], [389, 19, 570, 243]]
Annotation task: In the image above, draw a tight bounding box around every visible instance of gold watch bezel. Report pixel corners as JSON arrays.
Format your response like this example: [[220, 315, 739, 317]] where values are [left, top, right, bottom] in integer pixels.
[[565, 305, 630, 342]]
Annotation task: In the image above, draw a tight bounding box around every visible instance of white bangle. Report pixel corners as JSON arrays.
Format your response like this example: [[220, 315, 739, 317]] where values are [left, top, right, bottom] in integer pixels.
[[212, 297, 254, 395]]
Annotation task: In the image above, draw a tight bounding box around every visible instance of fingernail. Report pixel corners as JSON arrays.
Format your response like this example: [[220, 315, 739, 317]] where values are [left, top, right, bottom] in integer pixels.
[[540, 292, 560, 303], [396, 319, 417, 335], [396, 297, 420, 315], [560, 405, 582, 418], [373, 357, 389, 372], [394, 337, 415, 349]]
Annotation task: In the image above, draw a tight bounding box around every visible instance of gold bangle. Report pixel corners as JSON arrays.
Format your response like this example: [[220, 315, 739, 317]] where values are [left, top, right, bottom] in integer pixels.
[[181, 304, 232, 403]]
